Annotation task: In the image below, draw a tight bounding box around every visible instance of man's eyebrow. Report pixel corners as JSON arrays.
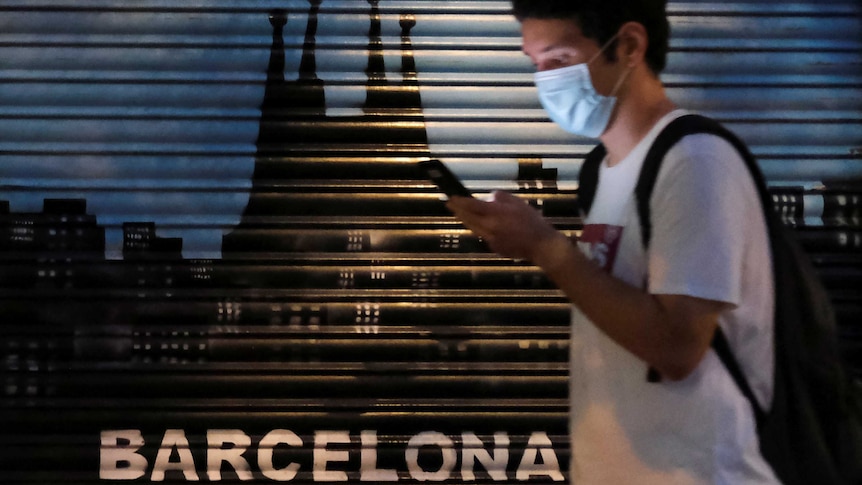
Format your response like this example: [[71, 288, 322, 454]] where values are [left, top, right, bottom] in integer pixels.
[[542, 46, 573, 55], [524, 45, 576, 59]]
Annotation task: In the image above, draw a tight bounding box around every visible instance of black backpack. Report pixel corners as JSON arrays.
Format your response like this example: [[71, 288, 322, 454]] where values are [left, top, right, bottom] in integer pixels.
[[578, 114, 862, 485]]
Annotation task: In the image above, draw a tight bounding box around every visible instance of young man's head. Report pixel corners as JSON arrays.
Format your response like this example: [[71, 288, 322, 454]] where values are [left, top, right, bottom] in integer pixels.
[[511, 0, 670, 75]]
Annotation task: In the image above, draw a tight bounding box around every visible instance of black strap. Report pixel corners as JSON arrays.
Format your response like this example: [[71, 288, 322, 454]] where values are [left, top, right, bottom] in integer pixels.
[[712, 327, 767, 426], [635, 114, 770, 417], [577, 114, 771, 419], [577, 144, 606, 217]]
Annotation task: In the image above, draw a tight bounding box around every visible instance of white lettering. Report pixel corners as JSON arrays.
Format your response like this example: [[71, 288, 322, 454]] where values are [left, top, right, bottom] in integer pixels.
[[206, 430, 253, 481], [98, 428, 563, 482], [461, 432, 509, 481], [406, 432, 456, 482], [99, 430, 148, 480], [258, 429, 303, 481], [313, 430, 350, 482], [152, 429, 200, 481], [360, 430, 398, 481], [515, 432, 564, 482]]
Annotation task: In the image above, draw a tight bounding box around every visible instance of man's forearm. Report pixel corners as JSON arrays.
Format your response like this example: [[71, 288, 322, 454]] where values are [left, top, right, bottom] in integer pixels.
[[530, 232, 718, 380]]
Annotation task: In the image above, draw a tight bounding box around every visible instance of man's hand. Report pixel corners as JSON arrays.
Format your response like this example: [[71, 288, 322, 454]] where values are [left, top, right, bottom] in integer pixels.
[[445, 191, 561, 262]]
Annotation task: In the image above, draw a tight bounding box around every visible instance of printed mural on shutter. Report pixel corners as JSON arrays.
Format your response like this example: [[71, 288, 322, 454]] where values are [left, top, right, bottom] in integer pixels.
[[0, 0, 859, 483]]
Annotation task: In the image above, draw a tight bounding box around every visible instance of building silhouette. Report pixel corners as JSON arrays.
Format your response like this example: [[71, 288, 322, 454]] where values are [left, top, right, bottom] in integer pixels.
[[221, 0, 433, 255]]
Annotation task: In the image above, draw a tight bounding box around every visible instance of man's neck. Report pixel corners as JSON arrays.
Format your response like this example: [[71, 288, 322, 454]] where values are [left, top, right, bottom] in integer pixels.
[[600, 80, 676, 167]]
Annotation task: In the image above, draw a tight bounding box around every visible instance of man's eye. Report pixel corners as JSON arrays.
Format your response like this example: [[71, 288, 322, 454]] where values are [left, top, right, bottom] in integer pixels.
[[534, 53, 578, 71], [551, 53, 577, 65], [547, 58, 570, 69]]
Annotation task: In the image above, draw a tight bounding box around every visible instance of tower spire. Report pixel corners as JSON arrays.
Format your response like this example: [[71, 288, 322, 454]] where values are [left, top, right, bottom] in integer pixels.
[[399, 14, 418, 83], [264, 10, 287, 87], [396, 13, 423, 110], [299, 0, 322, 81], [364, 0, 388, 109]]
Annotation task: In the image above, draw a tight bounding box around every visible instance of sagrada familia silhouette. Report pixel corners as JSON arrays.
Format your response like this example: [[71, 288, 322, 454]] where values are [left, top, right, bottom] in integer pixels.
[[221, 0, 435, 255]]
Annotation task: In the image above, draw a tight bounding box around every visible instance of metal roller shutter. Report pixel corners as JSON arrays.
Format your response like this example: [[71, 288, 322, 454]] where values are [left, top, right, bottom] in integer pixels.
[[0, 0, 859, 482]]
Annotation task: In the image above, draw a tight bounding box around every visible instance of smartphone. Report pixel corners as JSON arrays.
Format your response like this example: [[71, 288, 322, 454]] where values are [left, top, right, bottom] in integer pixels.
[[418, 159, 473, 198]]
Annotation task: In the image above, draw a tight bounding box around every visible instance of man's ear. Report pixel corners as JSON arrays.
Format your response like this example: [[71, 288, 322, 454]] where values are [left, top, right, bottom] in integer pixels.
[[616, 21, 649, 67]]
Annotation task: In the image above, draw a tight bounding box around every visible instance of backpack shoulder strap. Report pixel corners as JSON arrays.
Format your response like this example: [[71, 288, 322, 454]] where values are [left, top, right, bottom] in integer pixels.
[[636, 114, 771, 420], [577, 144, 608, 217], [712, 324, 767, 425]]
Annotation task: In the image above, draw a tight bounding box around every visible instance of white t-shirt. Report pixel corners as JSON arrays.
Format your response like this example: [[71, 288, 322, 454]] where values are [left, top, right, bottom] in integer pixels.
[[571, 110, 779, 484]]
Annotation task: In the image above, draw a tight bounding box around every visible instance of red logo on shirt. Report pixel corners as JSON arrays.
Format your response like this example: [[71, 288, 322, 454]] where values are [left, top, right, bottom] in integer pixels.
[[578, 224, 624, 272]]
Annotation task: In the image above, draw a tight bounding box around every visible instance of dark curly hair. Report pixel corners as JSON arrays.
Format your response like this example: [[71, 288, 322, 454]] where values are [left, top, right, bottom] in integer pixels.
[[511, 0, 670, 75]]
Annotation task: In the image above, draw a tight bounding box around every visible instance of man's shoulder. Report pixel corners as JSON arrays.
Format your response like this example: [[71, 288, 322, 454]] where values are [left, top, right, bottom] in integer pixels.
[[650, 129, 763, 223], [659, 131, 749, 181]]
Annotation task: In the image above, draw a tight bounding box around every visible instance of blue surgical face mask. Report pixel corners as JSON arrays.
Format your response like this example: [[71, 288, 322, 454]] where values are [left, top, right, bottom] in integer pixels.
[[533, 37, 629, 138]]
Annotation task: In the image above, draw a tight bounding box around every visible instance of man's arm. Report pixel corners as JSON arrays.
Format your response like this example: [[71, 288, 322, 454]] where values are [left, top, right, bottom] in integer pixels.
[[447, 191, 728, 381]]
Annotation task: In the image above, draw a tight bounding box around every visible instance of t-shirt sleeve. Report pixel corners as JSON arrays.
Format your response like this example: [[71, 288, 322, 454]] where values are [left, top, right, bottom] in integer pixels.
[[647, 134, 761, 306]]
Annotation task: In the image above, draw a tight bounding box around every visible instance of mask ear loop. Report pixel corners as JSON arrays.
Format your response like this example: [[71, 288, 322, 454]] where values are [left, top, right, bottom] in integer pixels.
[[609, 65, 633, 97], [588, 31, 632, 98], [587, 31, 622, 65]]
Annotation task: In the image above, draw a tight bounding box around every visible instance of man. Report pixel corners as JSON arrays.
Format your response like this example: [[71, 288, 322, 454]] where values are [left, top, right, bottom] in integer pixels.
[[446, 1, 781, 483]]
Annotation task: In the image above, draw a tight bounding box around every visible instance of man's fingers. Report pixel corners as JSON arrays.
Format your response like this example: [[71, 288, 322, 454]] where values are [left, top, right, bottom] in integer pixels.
[[446, 195, 493, 216], [445, 196, 495, 233], [452, 210, 494, 241], [489, 190, 517, 204]]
